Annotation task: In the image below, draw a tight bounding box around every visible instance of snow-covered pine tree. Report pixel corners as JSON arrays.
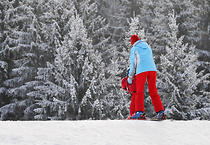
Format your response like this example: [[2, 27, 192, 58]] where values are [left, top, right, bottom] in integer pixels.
[[80, 0, 131, 119], [24, 0, 76, 120], [27, 2, 77, 120], [172, 0, 210, 80], [0, 1, 7, 109], [159, 11, 210, 120], [30, 5, 106, 120], [0, 0, 44, 120], [102, 47, 130, 119], [75, 0, 109, 112]]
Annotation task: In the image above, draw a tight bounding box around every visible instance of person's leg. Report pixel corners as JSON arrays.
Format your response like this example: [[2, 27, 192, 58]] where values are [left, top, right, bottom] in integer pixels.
[[135, 72, 148, 112], [147, 71, 164, 113], [130, 92, 136, 115]]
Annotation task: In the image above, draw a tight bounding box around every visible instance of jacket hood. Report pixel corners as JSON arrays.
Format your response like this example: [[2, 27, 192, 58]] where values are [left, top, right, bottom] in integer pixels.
[[134, 40, 148, 49]]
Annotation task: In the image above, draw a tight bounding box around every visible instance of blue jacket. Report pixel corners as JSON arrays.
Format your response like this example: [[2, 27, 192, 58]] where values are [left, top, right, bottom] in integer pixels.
[[129, 40, 157, 77]]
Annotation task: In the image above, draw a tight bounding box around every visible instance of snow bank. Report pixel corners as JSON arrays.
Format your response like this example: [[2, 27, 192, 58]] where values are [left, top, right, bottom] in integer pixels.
[[0, 120, 209, 145]]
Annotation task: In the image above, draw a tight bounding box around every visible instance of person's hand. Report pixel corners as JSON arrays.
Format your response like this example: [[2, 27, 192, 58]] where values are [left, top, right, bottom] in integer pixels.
[[127, 77, 132, 84]]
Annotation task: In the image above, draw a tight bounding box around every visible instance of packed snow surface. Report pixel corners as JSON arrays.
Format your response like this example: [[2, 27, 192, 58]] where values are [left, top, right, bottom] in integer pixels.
[[0, 120, 209, 145]]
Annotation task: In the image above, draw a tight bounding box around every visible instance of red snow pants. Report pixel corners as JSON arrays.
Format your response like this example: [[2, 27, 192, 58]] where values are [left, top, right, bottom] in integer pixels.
[[135, 71, 164, 113]]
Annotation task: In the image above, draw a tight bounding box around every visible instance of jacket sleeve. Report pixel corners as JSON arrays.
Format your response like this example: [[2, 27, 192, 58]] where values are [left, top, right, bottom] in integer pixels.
[[129, 47, 136, 77]]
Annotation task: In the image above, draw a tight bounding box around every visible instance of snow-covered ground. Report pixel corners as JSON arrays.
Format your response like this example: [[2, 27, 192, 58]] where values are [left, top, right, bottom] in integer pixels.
[[0, 120, 209, 145]]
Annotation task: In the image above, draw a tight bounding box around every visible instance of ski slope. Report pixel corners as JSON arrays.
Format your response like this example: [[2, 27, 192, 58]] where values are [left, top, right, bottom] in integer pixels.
[[0, 120, 209, 145]]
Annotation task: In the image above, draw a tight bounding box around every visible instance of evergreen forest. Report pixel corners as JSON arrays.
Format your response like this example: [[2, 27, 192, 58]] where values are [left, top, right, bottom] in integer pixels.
[[0, 0, 209, 120]]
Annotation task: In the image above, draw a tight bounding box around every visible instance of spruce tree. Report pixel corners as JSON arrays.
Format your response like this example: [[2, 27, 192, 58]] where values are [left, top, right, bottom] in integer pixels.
[[30, 6, 106, 120], [0, 1, 7, 108], [159, 12, 210, 120], [0, 0, 42, 120]]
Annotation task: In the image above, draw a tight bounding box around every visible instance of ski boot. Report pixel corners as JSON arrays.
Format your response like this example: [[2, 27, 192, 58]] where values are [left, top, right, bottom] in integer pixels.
[[130, 111, 146, 120], [157, 110, 166, 120]]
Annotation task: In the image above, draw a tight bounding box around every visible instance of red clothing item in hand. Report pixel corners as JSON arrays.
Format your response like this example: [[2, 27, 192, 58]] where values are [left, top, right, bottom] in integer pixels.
[[121, 76, 136, 94]]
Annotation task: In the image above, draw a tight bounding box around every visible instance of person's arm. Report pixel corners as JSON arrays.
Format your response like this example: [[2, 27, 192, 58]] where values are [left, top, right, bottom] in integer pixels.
[[129, 47, 136, 78], [128, 47, 135, 84]]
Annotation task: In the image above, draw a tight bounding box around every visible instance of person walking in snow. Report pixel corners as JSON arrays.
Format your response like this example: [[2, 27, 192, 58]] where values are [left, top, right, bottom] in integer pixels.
[[128, 34, 166, 120], [121, 68, 136, 119]]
